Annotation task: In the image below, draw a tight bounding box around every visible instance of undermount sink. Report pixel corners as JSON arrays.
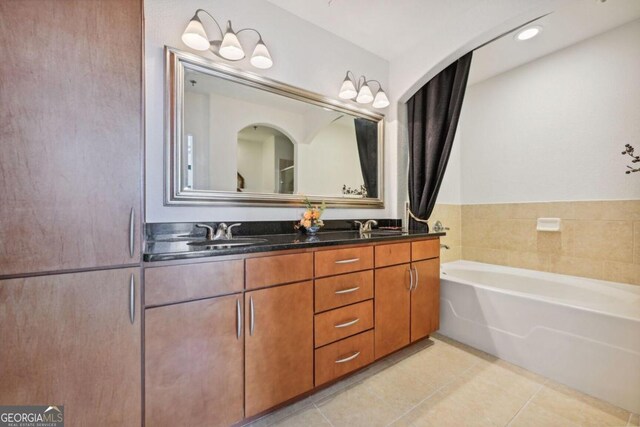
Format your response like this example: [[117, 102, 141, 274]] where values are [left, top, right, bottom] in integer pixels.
[[361, 230, 405, 236], [187, 238, 268, 248]]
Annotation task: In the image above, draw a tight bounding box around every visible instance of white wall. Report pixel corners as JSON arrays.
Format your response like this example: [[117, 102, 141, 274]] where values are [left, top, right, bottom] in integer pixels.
[[458, 20, 640, 204], [297, 119, 365, 197], [145, 0, 391, 222]]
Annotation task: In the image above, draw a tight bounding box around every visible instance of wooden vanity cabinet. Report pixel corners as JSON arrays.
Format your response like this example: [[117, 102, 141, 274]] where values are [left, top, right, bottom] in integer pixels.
[[374, 239, 440, 358], [0, 268, 141, 426], [244, 281, 314, 418], [145, 294, 244, 427]]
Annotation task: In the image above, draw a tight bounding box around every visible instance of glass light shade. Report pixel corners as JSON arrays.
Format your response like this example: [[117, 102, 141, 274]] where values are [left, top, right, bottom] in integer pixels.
[[250, 40, 273, 69], [219, 25, 245, 60], [181, 17, 210, 51], [372, 89, 390, 108], [338, 76, 357, 99], [356, 83, 374, 104]]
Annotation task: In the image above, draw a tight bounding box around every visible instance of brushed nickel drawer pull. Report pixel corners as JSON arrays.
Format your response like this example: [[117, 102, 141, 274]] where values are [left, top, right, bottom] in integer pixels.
[[335, 318, 360, 328], [129, 273, 135, 324], [334, 286, 360, 295], [129, 207, 135, 258], [413, 266, 419, 291], [334, 258, 360, 264], [236, 299, 242, 339], [335, 351, 361, 364], [408, 267, 414, 291], [249, 296, 255, 336]]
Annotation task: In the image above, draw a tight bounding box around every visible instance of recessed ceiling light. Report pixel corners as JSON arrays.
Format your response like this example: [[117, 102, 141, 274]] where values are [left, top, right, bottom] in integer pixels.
[[515, 26, 542, 41]]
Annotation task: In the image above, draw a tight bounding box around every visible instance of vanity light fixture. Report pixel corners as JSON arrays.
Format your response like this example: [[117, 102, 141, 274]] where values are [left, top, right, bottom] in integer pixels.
[[181, 9, 273, 69], [339, 71, 390, 109], [515, 26, 542, 41]]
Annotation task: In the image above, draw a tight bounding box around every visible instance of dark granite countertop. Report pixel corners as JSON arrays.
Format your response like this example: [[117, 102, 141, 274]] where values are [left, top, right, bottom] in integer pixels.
[[144, 230, 445, 262]]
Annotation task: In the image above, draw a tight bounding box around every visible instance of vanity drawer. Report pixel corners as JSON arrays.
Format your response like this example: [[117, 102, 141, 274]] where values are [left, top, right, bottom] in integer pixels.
[[315, 330, 374, 386], [314, 300, 373, 348], [314, 246, 373, 277], [246, 252, 313, 290], [375, 242, 410, 267], [315, 270, 373, 313], [145, 259, 244, 306], [411, 238, 440, 261]]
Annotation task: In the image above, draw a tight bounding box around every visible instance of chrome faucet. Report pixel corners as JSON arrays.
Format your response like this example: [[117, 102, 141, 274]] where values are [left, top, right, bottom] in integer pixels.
[[195, 222, 242, 240], [354, 219, 378, 233], [226, 223, 241, 239], [195, 224, 215, 240]]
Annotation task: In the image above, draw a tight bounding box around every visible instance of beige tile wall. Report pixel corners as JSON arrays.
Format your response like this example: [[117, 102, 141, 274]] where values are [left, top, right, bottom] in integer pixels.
[[429, 204, 462, 264], [459, 200, 640, 286]]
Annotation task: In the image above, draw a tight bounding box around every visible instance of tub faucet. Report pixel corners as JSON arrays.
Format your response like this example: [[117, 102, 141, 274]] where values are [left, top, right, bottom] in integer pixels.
[[433, 220, 450, 233], [441, 244, 450, 250]]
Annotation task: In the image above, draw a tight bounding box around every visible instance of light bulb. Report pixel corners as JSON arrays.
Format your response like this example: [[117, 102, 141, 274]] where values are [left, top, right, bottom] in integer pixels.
[[250, 39, 273, 69], [181, 15, 210, 51]]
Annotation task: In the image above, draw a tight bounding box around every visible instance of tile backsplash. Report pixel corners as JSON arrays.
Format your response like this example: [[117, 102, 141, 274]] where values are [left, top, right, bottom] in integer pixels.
[[430, 200, 640, 285]]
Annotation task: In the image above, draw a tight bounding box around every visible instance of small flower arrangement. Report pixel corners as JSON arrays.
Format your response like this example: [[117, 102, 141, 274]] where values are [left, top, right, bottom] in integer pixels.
[[299, 197, 326, 234]]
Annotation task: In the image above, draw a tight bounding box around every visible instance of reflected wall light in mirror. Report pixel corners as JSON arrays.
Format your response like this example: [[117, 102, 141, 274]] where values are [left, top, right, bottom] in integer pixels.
[[182, 9, 273, 69], [339, 71, 390, 108]]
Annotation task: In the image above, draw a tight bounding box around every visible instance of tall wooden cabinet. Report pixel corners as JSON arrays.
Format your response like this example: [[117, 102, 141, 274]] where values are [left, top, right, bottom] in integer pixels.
[[0, 268, 141, 426], [0, 0, 143, 276], [0, 1, 144, 425]]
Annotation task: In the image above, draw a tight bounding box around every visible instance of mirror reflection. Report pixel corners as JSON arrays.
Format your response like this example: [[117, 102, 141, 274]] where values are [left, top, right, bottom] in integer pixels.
[[181, 67, 380, 200]]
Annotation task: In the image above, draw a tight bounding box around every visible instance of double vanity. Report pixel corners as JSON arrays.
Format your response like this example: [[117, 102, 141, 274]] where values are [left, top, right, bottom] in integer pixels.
[[143, 224, 443, 426]]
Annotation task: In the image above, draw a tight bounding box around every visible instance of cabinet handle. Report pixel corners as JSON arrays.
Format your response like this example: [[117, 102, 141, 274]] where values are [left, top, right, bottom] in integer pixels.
[[236, 299, 242, 339], [129, 273, 135, 324], [413, 266, 419, 291], [334, 318, 359, 328], [249, 296, 255, 336], [334, 258, 360, 264], [129, 207, 135, 258], [408, 267, 414, 291], [334, 286, 360, 295], [335, 351, 361, 364]]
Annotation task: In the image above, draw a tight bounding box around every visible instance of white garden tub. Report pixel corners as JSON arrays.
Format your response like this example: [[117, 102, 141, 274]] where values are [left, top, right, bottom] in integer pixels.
[[439, 260, 640, 413]]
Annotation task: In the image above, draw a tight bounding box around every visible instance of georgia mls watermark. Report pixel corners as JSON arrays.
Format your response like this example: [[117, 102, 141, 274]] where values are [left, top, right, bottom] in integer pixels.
[[0, 406, 64, 427]]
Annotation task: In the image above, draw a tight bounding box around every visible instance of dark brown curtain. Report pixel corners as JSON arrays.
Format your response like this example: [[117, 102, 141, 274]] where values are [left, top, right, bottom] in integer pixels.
[[354, 118, 378, 198], [408, 52, 473, 231]]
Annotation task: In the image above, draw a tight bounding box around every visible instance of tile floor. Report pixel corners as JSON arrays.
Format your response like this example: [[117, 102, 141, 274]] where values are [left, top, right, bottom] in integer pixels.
[[245, 334, 639, 427]]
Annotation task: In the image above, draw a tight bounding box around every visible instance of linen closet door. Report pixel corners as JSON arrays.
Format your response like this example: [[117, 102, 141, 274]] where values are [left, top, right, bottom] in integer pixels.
[[0, 0, 143, 276]]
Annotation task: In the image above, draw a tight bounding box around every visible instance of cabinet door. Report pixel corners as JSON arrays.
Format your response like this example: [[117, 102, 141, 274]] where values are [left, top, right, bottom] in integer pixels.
[[0, 268, 141, 426], [0, 0, 142, 276], [411, 258, 440, 341], [374, 264, 411, 358], [245, 282, 314, 417], [145, 295, 244, 427]]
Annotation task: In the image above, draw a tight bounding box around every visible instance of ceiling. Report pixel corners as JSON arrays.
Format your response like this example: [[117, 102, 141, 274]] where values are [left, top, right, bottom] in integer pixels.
[[265, 0, 492, 60], [468, 0, 640, 85], [267, 0, 640, 84]]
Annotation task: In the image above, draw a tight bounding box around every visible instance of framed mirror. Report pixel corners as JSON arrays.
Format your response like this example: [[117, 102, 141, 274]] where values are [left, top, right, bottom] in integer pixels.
[[165, 47, 384, 208]]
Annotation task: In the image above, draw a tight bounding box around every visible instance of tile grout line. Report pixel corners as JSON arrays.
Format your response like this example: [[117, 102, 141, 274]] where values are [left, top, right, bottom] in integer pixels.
[[314, 402, 336, 427], [384, 357, 486, 426], [505, 378, 548, 427]]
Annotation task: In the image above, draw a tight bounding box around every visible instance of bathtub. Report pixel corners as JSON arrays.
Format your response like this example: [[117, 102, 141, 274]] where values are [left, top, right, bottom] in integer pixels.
[[439, 260, 640, 413]]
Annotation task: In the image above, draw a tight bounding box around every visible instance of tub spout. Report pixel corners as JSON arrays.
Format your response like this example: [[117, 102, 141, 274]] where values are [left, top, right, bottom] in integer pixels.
[[441, 244, 450, 250]]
